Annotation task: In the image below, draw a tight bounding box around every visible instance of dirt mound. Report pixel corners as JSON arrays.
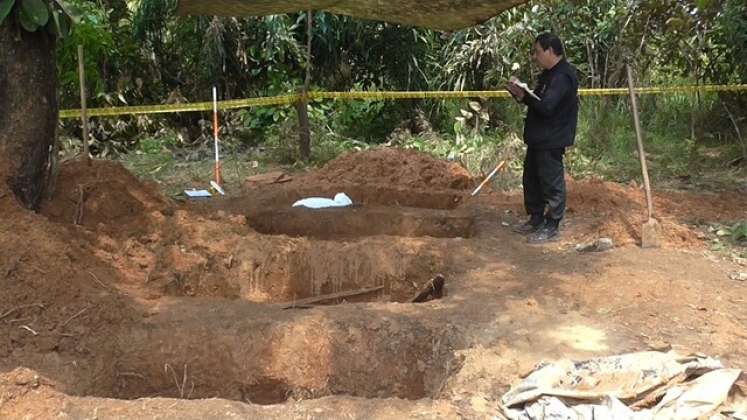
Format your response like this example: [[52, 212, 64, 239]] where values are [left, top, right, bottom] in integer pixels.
[[309, 148, 472, 190], [0, 160, 138, 397], [40, 159, 170, 231], [566, 178, 747, 247]]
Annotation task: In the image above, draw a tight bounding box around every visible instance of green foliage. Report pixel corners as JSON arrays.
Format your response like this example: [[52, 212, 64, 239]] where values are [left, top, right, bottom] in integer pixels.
[[20, 0, 49, 31], [0, 0, 76, 36], [36, 0, 747, 174], [436, 6, 535, 91], [310, 14, 437, 90], [330, 97, 394, 142], [137, 136, 168, 155], [56, 0, 114, 103], [732, 222, 747, 244], [0, 0, 14, 26]]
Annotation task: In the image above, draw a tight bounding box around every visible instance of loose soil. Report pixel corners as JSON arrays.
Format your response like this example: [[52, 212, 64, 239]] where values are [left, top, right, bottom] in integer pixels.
[[307, 147, 473, 190], [1, 148, 746, 419]]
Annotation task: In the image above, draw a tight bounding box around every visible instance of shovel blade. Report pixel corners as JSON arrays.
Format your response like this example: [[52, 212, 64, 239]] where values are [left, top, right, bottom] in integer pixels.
[[641, 218, 662, 248]]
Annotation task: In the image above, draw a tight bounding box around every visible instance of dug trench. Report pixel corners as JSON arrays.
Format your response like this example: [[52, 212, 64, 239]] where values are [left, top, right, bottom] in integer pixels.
[[153, 169, 474, 301], [103, 302, 461, 405], [5, 157, 472, 407], [8, 152, 746, 418], [246, 205, 474, 240]]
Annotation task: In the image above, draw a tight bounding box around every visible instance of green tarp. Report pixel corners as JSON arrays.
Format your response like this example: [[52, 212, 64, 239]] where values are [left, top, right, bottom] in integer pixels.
[[178, 0, 529, 31]]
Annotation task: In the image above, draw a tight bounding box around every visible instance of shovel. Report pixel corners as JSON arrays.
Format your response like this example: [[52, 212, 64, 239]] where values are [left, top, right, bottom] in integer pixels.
[[470, 160, 507, 197], [626, 64, 662, 248]]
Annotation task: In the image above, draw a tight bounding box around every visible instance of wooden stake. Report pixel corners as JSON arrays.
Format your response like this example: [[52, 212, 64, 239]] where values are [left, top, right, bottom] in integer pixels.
[[74, 184, 85, 225], [296, 10, 313, 161], [77, 45, 91, 165]]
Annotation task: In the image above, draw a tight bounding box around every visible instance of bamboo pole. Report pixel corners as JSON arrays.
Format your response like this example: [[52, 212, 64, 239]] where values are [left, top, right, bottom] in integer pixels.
[[296, 10, 313, 161]]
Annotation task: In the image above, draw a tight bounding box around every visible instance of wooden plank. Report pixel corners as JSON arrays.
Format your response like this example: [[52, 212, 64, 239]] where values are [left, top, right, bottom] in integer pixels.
[[279, 285, 384, 308]]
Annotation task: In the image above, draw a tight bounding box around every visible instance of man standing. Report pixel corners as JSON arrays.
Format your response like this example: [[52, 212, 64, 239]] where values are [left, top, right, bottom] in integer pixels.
[[506, 33, 579, 244]]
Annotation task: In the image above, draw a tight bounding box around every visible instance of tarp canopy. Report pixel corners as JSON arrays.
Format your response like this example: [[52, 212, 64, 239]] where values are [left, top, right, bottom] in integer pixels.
[[177, 0, 530, 31]]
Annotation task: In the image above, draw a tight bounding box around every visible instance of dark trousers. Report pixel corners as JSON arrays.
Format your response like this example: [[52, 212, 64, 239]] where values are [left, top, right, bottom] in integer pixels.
[[523, 147, 566, 223]]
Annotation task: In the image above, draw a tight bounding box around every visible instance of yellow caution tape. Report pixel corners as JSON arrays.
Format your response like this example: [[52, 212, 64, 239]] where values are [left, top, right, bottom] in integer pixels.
[[580, 84, 747, 96], [308, 90, 513, 100], [58, 95, 298, 119], [58, 84, 747, 119]]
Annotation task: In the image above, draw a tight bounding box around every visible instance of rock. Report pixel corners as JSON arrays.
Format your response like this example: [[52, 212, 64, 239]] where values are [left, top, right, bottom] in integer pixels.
[[13, 369, 40, 388], [648, 340, 672, 352], [576, 238, 615, 253], [469, 395, 489, 413], [730, 272, 747, 282]]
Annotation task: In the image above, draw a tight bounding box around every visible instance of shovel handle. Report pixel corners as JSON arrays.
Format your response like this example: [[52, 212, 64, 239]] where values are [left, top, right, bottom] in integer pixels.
[[626, 64, 655, 220], [471, 160, 507, 197]]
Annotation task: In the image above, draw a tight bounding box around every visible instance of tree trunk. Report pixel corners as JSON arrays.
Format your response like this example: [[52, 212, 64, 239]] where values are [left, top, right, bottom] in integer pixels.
[[0, 24, 58, 210]]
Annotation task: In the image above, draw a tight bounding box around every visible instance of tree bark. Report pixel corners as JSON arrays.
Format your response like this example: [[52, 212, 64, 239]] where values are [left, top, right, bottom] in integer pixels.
[[0, 23, 58, 210]]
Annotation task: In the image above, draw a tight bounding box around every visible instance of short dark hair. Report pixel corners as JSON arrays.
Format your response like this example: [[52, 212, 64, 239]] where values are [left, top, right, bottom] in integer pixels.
[[535, 33, 564, 56]]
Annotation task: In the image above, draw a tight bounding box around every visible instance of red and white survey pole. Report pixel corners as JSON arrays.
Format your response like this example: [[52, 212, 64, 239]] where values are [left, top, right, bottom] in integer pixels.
[[212, 86, 223, 189]]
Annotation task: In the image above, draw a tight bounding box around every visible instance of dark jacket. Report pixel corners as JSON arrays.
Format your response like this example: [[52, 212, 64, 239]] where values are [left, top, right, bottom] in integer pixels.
[[521, 59, 579, 149]]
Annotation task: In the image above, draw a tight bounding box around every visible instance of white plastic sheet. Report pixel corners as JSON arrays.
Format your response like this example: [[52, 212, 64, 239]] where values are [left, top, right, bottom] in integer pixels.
[[292, 192, 353, 209], [500, 352, 745, 420]]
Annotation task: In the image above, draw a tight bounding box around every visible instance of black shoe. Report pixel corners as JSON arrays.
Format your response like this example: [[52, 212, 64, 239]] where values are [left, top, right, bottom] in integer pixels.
[[527, 225, 560, 244], [513, 217, 545, 234]]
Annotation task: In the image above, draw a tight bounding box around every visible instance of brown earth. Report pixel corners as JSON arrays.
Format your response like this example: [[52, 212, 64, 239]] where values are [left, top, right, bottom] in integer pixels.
[[308, 147, 473, 190], [40, 159, 172, 235], [1, 149, 746, 419]]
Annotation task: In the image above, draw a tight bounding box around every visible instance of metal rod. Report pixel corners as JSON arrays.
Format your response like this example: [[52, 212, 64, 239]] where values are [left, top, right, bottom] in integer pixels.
[[213, 86, 222, 186]]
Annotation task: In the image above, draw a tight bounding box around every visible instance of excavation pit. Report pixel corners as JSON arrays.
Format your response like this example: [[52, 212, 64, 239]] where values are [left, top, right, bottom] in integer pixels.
[[234, 184, 468, 212], [72, 306, 456, 406], [148, 231, 450, 306]]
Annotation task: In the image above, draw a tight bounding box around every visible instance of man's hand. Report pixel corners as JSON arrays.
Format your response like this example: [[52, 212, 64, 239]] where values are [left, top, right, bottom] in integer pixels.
[[505, 76, 525, 101]]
